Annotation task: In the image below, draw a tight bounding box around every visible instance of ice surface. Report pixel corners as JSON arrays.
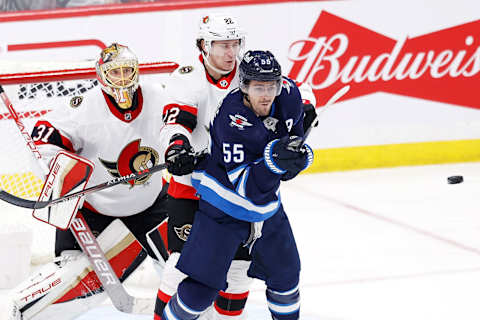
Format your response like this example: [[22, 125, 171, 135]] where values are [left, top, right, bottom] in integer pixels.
[[2, 162, 480, 319]]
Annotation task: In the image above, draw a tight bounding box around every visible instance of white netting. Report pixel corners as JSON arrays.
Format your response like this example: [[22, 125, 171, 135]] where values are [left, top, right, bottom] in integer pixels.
[[0, 90, 55, 266], [0, 109, 45, 200], [0, 60, 176, 267]]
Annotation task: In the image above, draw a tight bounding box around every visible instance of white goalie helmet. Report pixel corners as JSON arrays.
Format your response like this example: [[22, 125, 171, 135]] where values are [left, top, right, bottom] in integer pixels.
[[197, 13, 245, 58], [95, 43, 139, 109]]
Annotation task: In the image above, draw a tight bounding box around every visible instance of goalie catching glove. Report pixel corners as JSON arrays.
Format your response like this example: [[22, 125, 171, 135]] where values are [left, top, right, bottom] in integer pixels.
[[33, 151, 94, 230], [264, 136, 314, 181], [164, 133, 196, 176]]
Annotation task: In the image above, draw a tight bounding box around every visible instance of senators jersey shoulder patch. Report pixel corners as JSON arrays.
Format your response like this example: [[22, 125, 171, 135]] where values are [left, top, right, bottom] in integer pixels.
[[179, 65, 194, 74], [70, 96, 83, 108]]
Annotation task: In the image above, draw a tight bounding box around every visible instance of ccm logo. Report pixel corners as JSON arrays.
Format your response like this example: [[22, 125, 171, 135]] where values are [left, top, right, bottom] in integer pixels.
[[70, 217, 117, 285]]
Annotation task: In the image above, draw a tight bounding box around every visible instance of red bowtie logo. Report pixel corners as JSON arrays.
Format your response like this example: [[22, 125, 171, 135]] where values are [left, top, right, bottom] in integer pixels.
[[288, 11, 480, 109]]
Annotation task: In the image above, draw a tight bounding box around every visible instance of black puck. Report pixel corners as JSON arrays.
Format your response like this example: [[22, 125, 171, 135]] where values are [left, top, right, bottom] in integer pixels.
[[447, 175, 463, 184]]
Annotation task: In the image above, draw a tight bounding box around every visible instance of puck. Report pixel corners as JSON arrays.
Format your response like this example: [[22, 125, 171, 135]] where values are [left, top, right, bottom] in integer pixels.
[[447, 175, 463, 184]]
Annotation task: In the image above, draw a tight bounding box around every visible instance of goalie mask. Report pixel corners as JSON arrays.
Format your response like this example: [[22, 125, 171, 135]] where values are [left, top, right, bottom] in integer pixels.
[[197, 14, 245, 75], [96, 43, 139, 109]]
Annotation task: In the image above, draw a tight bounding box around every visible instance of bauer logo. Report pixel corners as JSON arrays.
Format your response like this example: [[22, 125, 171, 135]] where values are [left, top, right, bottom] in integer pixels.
[[287, 11, 480, 109]]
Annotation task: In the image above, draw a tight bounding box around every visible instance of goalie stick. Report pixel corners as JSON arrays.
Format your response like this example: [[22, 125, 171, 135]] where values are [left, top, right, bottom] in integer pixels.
[[0, 162, 168, 209], [0, 85, 151, 314]]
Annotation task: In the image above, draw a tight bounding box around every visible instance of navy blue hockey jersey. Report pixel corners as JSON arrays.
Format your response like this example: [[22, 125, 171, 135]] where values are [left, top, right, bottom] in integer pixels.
[[191, 77, 305, 222]]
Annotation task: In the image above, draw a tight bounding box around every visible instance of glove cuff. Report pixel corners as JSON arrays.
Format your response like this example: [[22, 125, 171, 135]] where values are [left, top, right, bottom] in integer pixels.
[[303, 143, 314, 170], [263, 139, 286, 175], [169, 133, 190, 145]]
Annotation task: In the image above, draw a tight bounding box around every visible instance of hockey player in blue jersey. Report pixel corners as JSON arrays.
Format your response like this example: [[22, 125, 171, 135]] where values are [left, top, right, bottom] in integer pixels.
[[161, 50, 314, 320]]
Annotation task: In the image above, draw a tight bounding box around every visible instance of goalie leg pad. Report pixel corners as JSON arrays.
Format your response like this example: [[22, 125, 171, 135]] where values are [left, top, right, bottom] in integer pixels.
[[8, 219, 146, 320], [146, 219, 169, 269], [122, 190, 169, 266]]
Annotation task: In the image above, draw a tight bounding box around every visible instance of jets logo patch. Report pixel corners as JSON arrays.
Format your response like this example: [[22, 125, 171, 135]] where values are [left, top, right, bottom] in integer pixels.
[[70, 96, 83, 108], [229, 114, 253, 130]]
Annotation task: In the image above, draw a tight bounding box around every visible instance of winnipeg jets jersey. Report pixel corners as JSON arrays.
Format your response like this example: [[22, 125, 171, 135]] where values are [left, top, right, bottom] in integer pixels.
[[32, 82, 167, 217], [192, 78, 305, 222], [160, 55, 239, 199]]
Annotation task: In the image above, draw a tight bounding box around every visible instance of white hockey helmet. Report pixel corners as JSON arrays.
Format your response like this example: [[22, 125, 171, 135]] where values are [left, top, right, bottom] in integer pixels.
[[197, 14, 245, 56], [95, 43, 139, 109]]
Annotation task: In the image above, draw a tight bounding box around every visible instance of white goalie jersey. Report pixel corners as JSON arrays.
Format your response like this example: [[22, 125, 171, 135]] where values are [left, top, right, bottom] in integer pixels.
[[159, 55, 239, 199], [31, 82, 168, 217]]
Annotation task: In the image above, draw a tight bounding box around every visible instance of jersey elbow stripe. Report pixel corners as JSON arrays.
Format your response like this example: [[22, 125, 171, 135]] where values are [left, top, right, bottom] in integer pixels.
[[164, 103, 198, 116], [32, 121, 74, 152], [163, 103, 198, 133], [192, 171, 280, 222]]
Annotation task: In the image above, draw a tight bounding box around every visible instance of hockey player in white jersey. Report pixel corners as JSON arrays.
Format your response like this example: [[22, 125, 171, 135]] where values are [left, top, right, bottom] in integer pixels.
[[154, 14, 253, 320], [7, 43, 170, 320]]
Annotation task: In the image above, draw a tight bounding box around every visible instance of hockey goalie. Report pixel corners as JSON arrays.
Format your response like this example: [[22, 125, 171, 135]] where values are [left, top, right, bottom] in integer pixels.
[[4, 43, 170, 319]]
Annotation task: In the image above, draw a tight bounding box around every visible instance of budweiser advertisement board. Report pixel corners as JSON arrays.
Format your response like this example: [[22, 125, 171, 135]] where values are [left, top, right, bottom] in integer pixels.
[[0, 0, 478, 169]]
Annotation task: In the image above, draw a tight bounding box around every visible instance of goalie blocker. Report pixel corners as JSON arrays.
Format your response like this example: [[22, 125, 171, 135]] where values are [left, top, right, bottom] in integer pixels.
[[33, 151, 94, 230]]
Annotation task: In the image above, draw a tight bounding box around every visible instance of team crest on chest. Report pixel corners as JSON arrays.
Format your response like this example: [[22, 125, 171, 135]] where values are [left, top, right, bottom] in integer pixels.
[[263, 117, 279, 132], [125, 112, 132, 121], [219, 79, 229, 87], [229, 114, 252, 130], [99, 139, 159, 187]]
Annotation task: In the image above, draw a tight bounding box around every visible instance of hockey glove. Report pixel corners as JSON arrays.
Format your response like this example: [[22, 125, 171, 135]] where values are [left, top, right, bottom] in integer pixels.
[[303, 103, 319, 133], [298, 82, 317, 107], [165, 133, 195, 176], [264, 136, 314, 181]]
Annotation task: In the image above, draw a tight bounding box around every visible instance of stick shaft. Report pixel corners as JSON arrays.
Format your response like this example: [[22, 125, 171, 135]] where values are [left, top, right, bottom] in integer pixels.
[[303, 84, 350, 141]]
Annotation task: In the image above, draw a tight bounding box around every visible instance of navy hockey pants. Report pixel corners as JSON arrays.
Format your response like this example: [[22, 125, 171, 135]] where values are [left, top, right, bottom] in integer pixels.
[[175, 200, 300, 311]]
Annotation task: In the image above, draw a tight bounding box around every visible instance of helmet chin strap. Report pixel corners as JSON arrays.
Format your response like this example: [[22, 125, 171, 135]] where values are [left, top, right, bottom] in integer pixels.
[[202, 51, 234, 76]]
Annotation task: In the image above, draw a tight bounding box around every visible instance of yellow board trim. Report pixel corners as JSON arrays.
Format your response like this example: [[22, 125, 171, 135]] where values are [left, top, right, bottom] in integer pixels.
[[305, 139, 480, 173]]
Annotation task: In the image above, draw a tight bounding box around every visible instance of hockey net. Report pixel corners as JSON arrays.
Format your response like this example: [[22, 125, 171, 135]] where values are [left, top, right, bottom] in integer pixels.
[[0, 60, 177, 268]]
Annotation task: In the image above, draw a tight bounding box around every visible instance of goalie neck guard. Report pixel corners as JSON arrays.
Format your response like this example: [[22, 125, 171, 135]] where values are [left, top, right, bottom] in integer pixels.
[[96, 43, 139, 109]]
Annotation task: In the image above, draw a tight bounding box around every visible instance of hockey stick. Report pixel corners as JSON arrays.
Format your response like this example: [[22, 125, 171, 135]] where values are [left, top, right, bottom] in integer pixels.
[[0, 162, 168, 209], [0, 85, 150, 314], [303, 84, 350, 141]]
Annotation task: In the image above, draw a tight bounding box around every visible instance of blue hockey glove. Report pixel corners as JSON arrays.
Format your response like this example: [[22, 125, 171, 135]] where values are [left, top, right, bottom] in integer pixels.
[[165, 133, 195, 176], [264, 135, 314, 181]]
